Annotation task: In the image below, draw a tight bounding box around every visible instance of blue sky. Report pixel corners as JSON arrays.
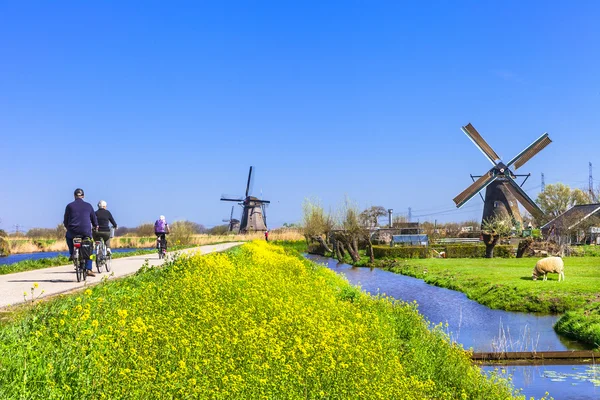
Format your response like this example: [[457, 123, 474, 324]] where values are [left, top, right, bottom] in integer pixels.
[[1, 1, 599, 232]]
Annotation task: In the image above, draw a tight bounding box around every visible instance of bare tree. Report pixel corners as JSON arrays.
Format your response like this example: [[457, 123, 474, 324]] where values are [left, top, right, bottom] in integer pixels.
[[359, 206, 387, 227], [302, 198, 333, 252]]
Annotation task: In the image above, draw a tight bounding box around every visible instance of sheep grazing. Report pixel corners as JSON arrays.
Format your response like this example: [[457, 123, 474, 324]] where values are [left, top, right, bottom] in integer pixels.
[[532, 256, 565, 282]]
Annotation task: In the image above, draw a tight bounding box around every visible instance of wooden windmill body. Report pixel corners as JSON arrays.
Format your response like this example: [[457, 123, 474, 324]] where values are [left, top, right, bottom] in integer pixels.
[[221, 167, 270, 233]]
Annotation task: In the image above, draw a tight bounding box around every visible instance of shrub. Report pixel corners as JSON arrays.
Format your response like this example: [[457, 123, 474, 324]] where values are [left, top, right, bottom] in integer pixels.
[[169, 221, 196, 245], [373, 244, 514, 259], [373, 245, 430, 259], [135, 223, 155, 237], [0, 237, 9, 256], [444, 244, 514, 258]]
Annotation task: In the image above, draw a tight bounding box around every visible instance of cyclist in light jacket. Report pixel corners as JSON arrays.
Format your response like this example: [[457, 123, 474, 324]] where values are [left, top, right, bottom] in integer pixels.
[[154, 215, 170, 249]]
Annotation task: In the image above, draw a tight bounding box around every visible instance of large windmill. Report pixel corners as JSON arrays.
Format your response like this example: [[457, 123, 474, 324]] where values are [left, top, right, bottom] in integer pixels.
[[221, 166, 270, 233], [453, 123, 552, 231], [222, 206, 241, 232]]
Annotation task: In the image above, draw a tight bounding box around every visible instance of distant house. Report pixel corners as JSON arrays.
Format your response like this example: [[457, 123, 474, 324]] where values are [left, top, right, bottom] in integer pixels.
[[541, 203, 600, 245]]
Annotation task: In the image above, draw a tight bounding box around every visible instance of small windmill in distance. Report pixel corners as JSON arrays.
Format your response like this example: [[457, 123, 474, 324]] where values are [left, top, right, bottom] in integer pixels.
[[222, 205, 241, 233], [221, 166, 270, 233]]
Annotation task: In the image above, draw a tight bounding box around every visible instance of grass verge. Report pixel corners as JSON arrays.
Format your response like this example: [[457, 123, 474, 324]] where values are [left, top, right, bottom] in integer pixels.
[[0, 246, 197, 275], [0, 242, 523, 399]]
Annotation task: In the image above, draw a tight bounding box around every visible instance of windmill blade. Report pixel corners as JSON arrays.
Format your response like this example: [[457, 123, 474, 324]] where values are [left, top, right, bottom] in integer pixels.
[[453, 170, 497, 208], [262, 203, 268, 228], [245, 166, 254, 197], [221, 197, 244, 202], [506, 133, 552, 170], [506, 178, 544, 217], [461, 123, 501, 165]]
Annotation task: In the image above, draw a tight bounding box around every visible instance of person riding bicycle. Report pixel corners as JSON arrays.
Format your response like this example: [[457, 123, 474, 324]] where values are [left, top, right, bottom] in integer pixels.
[[154, 215, 170, 250], [94, 200, 118, 255], [63, 188, 98, 277]]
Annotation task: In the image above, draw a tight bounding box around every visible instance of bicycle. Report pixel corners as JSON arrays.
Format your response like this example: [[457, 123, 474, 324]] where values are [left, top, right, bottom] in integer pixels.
[[157, 234, 167, 259], [94, 237, 112, 273], [72, 237, 92, 282]]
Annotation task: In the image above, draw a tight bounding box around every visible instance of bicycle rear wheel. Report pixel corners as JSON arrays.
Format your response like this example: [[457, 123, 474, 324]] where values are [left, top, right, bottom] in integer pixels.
[[82, 262, 87, 281], [75, 265, 82, 282], [96, 244, 103, 273], [105, 252, 111, 272], [74, 250, 82, 282]]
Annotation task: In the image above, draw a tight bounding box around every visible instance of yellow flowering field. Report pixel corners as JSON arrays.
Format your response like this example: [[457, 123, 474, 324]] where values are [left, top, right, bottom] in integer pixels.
[[0, 242, 521, 399]]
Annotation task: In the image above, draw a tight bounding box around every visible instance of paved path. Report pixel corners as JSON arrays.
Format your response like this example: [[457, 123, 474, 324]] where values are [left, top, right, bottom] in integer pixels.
[[0, 242, 242, 309]]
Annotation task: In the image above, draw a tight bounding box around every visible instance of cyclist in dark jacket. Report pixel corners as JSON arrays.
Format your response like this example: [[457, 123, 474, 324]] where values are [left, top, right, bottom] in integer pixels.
[[63, 188, 98, 275], [94, 200, 118, 254]]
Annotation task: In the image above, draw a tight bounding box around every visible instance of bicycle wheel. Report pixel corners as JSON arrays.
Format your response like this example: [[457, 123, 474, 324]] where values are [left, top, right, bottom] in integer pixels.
[[82, 261, 87, 281], [74, 250, 82, 282], [105, 252, 111, 272], [158, 246, 163, 259], [96, 244, 103, 273]]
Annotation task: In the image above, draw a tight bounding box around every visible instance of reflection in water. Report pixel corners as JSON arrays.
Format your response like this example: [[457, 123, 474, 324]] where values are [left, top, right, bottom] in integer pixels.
[[306, 255, 599, 400]]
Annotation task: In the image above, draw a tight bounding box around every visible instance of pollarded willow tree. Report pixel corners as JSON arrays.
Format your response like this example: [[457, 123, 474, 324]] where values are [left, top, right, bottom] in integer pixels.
[[302, 198, 333, 253], [481, 214, 514, 258]]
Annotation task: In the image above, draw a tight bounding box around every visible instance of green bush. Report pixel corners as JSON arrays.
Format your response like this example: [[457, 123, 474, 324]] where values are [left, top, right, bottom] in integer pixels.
[[373, 245, 430, 259], [444, 244, 514, 258], [373, 244, 514, 259], [0, 237, 10, 256], [169, 221, 196, 245]]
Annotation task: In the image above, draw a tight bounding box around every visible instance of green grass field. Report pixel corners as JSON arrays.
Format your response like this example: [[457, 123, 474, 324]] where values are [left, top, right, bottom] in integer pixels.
[[374, 256, 600, 347]]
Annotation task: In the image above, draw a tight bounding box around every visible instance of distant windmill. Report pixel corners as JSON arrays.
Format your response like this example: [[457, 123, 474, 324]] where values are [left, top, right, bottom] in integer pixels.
[[453, 123, 552, 229], [222, 205, 241, 232], [221, 166, 270, 233]]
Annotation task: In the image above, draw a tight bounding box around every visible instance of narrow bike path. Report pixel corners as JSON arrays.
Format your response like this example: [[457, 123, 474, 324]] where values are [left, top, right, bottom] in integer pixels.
[[0, 242, 242, 309]]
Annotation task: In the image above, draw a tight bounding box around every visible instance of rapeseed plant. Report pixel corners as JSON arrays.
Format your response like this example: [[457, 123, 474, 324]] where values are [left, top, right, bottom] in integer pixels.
[[0, 241, 523, 399]]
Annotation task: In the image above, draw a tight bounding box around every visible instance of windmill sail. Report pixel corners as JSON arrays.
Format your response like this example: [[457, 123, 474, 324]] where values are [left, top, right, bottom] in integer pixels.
[[505, 178, 544, 217], [453, 171, 497, 208], [461, 123, 501, 165], [506, 133, 552, 170]]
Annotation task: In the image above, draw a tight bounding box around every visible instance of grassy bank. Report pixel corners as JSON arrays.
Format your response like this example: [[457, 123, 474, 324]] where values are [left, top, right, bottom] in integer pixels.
[[372, 257, 600, 313], [0, 242, 522, 399], [368, 256, 600, 347]]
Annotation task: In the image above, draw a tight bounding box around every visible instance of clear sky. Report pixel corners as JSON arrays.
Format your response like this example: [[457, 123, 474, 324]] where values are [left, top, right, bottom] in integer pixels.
[[1, 1, 599, 232]]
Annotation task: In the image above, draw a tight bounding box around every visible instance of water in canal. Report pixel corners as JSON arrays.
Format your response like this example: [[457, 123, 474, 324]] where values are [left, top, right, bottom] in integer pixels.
[[306, 255, 600, 400], [0, 248, 151, 266]]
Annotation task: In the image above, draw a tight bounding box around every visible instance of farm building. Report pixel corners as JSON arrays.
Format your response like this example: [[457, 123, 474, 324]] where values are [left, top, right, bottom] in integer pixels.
[[541, 203, 600, 245]]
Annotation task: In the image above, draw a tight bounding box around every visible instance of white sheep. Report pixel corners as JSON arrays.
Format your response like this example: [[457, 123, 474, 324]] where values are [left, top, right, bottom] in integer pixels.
[[532, 256, 565, 282]]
